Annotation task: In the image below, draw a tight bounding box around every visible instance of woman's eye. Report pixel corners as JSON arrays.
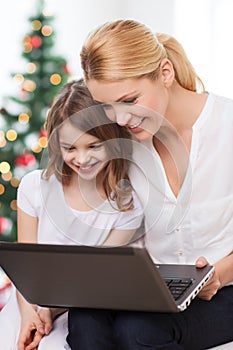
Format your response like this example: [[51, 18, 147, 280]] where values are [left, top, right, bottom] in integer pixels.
[[123, 97, 137, 104]]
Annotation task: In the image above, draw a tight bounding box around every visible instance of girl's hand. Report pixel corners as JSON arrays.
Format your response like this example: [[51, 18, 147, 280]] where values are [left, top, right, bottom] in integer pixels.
[[195, 256, 221, 301], [37, 307, 53, 335], [17, 306, 45, 350]]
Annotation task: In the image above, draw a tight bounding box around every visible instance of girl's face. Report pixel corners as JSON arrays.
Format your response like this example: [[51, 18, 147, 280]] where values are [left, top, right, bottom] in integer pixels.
[[59, 122, 109, 181], [87, 76, 169, 141]]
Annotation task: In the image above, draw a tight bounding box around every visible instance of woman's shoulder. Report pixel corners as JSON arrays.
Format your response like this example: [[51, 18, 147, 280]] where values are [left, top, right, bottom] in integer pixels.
[[210, 92, 233, 110]]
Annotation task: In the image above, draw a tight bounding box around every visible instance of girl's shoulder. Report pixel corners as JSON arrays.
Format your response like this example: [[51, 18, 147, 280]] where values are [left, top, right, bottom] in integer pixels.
[[18, 169, 44, 194], [19, 169, 43, 185]]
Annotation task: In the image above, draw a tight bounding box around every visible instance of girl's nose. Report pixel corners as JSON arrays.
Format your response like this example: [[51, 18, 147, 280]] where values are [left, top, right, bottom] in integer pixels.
[[75, 150, 90, 164]]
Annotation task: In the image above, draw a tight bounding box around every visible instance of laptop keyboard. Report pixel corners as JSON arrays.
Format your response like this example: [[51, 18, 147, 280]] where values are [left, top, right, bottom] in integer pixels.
[[164, 278, 194, 300]]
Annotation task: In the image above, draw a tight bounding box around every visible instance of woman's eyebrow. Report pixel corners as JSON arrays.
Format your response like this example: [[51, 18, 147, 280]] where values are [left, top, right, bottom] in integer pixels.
[[115, 91, 138, 102], [94, 91, 138, 104]]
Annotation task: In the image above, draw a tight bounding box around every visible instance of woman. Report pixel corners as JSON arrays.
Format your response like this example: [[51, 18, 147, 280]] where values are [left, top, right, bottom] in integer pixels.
[[66, 20, 233, 349]]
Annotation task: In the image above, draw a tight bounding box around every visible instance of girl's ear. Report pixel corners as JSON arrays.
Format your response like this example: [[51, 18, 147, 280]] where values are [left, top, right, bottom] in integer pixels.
[[160, 58, 175, 87]]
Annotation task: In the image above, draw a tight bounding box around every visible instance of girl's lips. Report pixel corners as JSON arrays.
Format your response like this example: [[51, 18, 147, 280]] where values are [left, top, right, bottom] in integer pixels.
[[74, 161, 100, 174]]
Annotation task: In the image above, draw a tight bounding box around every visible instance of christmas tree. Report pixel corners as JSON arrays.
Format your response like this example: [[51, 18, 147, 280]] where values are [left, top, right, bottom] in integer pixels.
[[0, 0, 70, 242]]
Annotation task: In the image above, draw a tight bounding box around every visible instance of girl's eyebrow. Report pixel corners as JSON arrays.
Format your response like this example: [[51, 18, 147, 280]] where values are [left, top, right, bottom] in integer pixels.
[[88, 140, 102, 146], [60, 140, 72, 146], [60, 139, 102, 147]]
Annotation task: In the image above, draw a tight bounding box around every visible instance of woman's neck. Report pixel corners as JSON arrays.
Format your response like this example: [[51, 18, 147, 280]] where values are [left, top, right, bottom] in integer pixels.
[[165, 82, 208, 133]]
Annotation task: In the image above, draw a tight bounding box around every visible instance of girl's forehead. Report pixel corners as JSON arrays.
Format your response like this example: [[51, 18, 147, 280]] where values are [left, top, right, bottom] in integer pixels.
[[59, 122, 99, 145]]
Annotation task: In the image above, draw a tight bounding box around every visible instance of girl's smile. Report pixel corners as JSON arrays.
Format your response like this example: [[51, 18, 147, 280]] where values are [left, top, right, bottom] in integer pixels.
[[59, 121, 109, 181]]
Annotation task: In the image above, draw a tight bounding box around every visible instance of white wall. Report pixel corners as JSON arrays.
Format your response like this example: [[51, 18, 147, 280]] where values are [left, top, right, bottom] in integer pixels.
[[0, 0, 176, 106], [1, 0, 233, 107], [174, 0, 233, 98]]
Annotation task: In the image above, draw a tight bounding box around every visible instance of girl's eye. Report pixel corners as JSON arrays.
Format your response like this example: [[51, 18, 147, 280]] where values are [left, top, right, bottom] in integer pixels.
[[62, 146, 75, 151], [90, 143, 103, 149], [123, 97, 137, 104]]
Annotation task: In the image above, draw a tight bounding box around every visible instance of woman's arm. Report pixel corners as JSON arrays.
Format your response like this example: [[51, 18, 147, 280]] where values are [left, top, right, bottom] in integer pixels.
[[196, 252, 233, 301]]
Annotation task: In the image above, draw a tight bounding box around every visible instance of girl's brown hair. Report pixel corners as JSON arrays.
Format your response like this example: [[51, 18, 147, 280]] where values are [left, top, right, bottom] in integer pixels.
[[81, 19, 204, 92], [44, 79, 134, 211]]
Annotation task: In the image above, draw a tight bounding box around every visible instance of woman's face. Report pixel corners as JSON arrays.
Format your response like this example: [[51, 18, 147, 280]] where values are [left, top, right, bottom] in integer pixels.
[[87, 77, 169, 141]]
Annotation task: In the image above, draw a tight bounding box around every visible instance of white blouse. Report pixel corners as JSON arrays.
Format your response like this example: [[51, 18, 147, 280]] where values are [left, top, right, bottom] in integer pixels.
[[130, 93, 233, 264], [17, 170, 144, 246]]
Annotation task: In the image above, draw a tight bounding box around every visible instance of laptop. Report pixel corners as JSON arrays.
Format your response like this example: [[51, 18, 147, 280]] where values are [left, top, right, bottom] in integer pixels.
[[0, 242, 214, 312]]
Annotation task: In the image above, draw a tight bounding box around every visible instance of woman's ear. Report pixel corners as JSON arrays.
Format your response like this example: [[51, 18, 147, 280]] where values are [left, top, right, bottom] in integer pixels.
[[160, 58, 175, 87]]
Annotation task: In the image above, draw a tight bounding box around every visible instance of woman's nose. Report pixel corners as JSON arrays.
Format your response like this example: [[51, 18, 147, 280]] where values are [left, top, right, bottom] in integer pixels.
[[116, 112, 132, 126]]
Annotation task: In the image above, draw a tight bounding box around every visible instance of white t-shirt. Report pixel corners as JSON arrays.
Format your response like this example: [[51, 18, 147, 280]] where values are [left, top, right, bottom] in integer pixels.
[[17, 170, 144, 246], [129, 93, 233, 264]]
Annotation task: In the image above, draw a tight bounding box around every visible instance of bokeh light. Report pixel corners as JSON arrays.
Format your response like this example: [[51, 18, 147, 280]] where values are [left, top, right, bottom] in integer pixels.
[[6, 129, 17, 142], [10, 200, 17, 211], [0, 162, 10, 174], [11, 177, 20, 188], [13, 74, 24, 84], [50, 73, 61, 85], [41, 25, 53, 36], [26, 62, 37, 74], [39, 136, 48, 148], [32, 20, 42, 31], [18, 113, 30, 124], [2, 171, 12, 182], [23, 80, 37, 92], [0, 184, 5, 195]]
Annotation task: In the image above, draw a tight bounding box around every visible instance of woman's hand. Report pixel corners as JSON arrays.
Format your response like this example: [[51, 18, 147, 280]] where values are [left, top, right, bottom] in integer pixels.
[[195, 256, 221, 301]]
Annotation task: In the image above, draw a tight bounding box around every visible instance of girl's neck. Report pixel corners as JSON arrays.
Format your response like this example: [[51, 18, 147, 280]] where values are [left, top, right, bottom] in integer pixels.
[[63, 173, 107, 212]]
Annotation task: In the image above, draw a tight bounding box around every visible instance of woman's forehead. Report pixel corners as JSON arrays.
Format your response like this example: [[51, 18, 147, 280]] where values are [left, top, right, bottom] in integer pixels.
[[87, 79, 139, 103]]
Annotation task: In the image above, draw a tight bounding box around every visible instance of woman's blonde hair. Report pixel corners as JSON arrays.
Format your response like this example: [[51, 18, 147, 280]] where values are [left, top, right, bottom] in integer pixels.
[[81, 19, 204, 92], [44, 79, 134, 211]]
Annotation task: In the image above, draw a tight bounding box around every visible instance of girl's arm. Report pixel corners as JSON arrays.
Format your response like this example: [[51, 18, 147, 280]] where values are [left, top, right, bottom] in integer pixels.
[[103, 228, 137, 246], [17, 208, 47, 350], [17, 208, 66, 350]]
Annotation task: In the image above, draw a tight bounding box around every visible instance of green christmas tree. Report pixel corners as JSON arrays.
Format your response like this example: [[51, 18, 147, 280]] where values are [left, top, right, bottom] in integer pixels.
[[0, 0, 70, 242]]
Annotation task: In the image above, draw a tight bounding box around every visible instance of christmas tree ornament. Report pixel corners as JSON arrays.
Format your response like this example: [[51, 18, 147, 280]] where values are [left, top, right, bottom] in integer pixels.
[[15, 153, 36, 167], [0, 0, 70, 242]]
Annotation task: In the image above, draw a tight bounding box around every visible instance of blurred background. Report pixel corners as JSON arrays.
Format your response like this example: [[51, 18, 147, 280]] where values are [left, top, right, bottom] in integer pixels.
[[1, 0, 233, 306], [1, 0, 233, 103]]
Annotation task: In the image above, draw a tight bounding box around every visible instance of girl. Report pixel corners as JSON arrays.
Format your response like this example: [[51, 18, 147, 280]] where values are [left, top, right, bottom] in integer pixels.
[[0, 79, 143, 350], [66, 20, 233, 349]]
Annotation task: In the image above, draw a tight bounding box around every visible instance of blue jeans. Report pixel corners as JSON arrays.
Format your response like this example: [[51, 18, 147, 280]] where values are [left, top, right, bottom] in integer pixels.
[[67, 286, 233, 350]]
